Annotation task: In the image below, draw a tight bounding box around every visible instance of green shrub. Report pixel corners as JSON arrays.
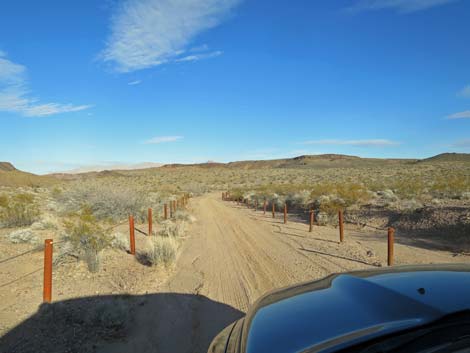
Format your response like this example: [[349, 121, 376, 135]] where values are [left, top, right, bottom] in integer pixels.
[[0, 193, 40, 227], [63, 206, 110, 272]]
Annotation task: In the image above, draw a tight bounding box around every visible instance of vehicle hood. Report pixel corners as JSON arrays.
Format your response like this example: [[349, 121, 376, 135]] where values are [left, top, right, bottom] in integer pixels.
[[241, 264, 470, 353]]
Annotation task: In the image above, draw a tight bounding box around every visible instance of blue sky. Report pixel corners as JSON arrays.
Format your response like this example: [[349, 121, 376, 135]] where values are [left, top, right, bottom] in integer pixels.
[[1, 0, 470, 174]]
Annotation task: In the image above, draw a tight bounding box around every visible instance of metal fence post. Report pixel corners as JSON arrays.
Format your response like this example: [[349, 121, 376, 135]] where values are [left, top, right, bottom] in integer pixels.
[[43, 239, 53, 303], [148, 208, 153, 236], [388, 227, 395, 266], [284, 204, 287, 224], [309, 209, 314, 232], [339, 210, 344, 243], [129, 215, 136, 255]]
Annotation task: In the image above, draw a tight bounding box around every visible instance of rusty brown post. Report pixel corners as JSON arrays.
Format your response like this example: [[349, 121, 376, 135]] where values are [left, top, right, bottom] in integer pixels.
[[164, 204, 168, 220], [129, 215, 136, 255], [222, 192, 225, 201], [255, 200, 258, 211], [43, 239, 53, 303], [338, 210, 344, 243], [263, 200, 267, 215], [148, 208, 153, 236], [309, 210, 314, 232], [388, 227, 395, 266], [272, 203, 275, 218], [284, 204, 287, 224]]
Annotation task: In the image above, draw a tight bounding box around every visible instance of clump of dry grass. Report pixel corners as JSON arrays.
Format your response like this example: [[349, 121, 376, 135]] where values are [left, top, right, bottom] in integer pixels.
[[144, 236, 178, 267]]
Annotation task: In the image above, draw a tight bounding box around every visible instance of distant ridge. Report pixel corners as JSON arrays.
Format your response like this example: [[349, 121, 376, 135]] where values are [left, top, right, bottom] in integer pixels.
[[419, 153, 470, 163], [62, 162, 164, 174], [0, 162, 17, 172], [0, 162, 56, 186], [4, 152, 470, 182]]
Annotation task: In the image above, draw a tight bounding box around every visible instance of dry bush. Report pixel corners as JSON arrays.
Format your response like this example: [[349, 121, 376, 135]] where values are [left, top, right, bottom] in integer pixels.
[[62, 206, 110, 272], [158, 219, 187, 238], [144, 236, 178, 267], [5, 228, 39, 244], [56, 180, 152, 222], [110, 231, 129, 251], [0, 193, 40, 227]]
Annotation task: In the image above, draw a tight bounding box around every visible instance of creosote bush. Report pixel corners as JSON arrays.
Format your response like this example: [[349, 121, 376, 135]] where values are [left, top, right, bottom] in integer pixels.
[[56, 180, 152, 222], [63, 206, 110, 272], [0, 193, 40, 227]]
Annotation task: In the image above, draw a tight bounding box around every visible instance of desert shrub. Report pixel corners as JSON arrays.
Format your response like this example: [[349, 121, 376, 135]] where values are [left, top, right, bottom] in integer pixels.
[[0, 193, 40, 227], [5, 228, 39, 244], [174, 210, 195, 223], [314, 195, 345, 216], [110, 232, 129, 251], [62, 206, 110, 272], [57, 180, 152, 222], [229, 188, 244, 201], [51, 186, 63, 198], [30, 214, 59, 230], [0, 194, 7, 208], [285, 190, 311, 209], [310, 182, 369, 207], [144, 236, 178, 267], [431, 174, 469, 199], [158, 219, 187, 237]]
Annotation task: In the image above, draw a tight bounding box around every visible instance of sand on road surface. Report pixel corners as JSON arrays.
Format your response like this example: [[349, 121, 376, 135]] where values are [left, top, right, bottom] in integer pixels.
[[100, 193, 468, 353]]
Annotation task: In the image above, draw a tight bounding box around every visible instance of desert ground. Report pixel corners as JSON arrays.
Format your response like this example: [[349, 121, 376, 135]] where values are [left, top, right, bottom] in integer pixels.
[[0, 154, 469, 352]]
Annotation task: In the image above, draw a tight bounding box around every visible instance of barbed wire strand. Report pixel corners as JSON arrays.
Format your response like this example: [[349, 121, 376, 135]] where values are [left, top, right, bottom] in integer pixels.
[[0, 248, 38, 265], [0, 267, 42, 289]]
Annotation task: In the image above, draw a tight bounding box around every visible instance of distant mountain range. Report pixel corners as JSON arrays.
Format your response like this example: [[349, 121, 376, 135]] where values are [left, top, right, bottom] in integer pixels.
[[61, 162, 165, 174], [1, 153, 469, 186]]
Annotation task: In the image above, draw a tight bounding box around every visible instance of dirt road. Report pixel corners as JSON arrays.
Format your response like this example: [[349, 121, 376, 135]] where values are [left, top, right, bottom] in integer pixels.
[[100, 193, 468, 353], [3, 193, 468, 353]]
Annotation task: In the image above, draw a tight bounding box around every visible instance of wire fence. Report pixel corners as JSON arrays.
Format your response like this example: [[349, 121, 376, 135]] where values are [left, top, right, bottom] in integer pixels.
[[0, 194, 190, 303], [223, 191, 396, 266]]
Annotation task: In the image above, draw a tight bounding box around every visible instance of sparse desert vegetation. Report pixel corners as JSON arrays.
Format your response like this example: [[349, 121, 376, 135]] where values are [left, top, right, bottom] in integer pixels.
[[1, 153, 469, 347]]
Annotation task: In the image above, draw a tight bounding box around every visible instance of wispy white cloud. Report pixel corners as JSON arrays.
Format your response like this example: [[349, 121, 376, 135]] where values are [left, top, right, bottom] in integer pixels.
[[446, 111, 470, 119], [348, 0, 459, 13], [302, 139, 400, 147], [175, 50, 223, 62], [458, 85, 470, 98], [128, 80, 142, 85], [0, 54, 92, 117], [100, 0, 240, 72], [144, 135, 184, 144]]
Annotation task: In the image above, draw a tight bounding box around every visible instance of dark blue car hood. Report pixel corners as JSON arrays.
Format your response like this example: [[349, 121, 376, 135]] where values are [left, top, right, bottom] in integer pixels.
[[240, 264, 470, 353]]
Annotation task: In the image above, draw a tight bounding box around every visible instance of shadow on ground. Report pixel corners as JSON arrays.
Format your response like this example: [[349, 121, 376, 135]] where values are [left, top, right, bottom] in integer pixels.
[[1, 293, 244, 353]]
